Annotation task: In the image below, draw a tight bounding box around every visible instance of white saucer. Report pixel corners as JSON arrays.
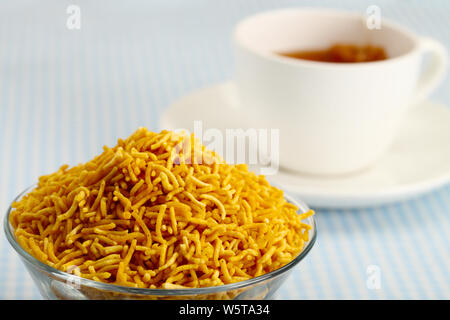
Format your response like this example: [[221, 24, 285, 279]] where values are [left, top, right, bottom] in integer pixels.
[[160, 81, 450, 209]]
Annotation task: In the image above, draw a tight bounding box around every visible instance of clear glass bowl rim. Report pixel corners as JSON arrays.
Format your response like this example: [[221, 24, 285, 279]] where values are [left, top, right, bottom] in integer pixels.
[[4, 185, 317, 296]]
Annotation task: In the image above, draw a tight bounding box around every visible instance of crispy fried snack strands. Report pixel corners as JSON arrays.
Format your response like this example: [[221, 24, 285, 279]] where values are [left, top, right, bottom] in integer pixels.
[[10, 128, 313, 288]]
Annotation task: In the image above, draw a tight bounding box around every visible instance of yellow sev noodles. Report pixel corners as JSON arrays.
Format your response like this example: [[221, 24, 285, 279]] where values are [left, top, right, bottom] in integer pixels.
[[10, 128, 313, 289]]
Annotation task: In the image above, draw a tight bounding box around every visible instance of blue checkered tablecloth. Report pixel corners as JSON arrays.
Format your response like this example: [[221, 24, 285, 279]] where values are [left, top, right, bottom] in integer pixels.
[[0, 0, 449, 299]]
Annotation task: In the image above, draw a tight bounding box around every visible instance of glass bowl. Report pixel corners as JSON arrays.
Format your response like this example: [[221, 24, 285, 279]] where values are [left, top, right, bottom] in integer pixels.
[[4, 186, 316, 300]]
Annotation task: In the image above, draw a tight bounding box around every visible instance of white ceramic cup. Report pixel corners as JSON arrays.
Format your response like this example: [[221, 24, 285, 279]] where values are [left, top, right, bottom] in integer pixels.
[[233, 8, 448, 175]]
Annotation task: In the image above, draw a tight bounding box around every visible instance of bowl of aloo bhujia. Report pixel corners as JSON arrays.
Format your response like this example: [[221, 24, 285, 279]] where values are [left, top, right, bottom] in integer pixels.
[[4, 128, 316, 300]]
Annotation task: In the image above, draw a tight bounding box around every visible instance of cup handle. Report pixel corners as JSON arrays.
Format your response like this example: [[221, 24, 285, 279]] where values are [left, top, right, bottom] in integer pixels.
[[412, 37, 448, 106]]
